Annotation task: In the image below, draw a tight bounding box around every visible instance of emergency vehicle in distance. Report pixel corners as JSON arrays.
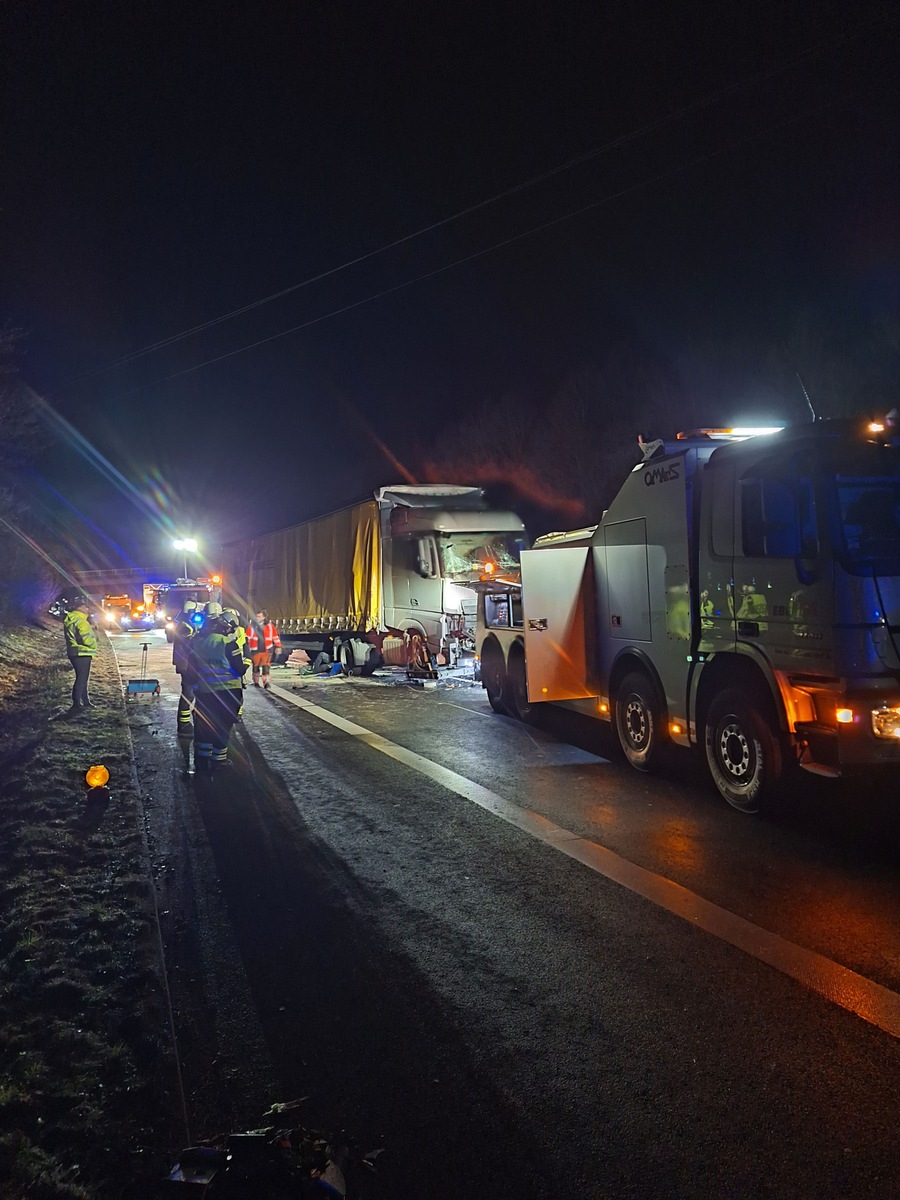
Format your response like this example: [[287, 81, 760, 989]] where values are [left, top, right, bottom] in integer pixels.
[[157, 576, 223, 641], [476, 416, 900, 812], [101, 594, 154, 631]]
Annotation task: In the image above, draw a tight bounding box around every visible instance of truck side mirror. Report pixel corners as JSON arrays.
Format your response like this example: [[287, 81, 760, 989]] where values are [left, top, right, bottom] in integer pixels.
[[416, 537, 436, 578]]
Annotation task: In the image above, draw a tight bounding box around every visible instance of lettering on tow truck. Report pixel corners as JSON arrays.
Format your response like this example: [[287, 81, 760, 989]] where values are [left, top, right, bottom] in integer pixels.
[[644, 462, 681, 486]]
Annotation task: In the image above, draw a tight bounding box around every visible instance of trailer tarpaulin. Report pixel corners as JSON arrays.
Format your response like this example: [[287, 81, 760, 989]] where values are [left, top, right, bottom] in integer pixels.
[[243, 500, 381, 628]]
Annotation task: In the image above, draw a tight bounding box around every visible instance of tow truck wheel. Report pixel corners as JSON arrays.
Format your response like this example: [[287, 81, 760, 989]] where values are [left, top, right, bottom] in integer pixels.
[[615, 671, 661, 772], [482, 644, 508, 714], [704, 688, 781, 814]]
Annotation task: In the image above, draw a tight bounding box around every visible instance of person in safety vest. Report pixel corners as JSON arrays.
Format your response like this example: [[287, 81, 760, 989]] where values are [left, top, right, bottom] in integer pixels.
[[63, 596, 97, 714], [246, 609, 281, 689], [188, 602, 246, 773], [173, 599, 200, 739], [222, 609, 249, 716]]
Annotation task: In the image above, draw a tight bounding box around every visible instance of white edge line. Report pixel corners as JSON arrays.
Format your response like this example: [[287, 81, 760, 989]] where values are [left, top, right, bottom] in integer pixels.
[[268, 683, 900, 1041]]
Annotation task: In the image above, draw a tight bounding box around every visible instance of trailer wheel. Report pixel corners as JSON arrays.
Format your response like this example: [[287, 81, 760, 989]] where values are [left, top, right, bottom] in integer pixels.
[[506, 646, 533, 722], [481, 644, 508, 714], [615, 671, 662, 772], [339, 640, 356, 676], [704, 688, 781, 814]]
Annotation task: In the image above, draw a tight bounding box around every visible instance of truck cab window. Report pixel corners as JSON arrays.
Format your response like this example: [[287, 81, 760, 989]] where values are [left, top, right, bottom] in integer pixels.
[[741, 461, 815, 558], [486, 594, 511, 627]]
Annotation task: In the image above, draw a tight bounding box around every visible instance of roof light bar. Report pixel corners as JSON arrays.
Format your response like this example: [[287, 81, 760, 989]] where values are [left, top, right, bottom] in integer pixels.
[[675, 426, 784, 441]]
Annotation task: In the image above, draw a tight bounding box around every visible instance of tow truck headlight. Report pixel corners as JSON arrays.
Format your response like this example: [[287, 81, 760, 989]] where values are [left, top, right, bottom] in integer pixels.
[[871, 707, 900, 739]]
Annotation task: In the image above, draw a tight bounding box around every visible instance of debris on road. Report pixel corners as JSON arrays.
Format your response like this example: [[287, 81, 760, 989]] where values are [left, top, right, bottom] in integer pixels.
[[163, 1100, 389, 1197]]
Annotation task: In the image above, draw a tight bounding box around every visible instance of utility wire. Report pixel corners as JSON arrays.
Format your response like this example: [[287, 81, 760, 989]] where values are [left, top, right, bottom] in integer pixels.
[[111, 98, 837, 399], [77, 21, 872, 383]]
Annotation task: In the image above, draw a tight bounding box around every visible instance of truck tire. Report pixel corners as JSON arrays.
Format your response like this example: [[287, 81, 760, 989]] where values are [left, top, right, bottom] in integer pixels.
[[481, 643, 508, 714], [339, 640, 356, 676], [615, 671, 662, 772], [506, 645, 532, 722], [704, 688, 782, 814]]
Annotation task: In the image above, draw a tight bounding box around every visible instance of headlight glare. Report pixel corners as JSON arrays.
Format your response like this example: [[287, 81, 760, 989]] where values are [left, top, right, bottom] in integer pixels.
[[871, 706, 900, 739]]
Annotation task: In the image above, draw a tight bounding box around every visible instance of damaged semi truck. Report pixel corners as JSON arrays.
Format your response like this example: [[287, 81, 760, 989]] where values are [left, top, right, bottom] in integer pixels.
[[477, 417, 900, 812], [223, 485, 527, 675]]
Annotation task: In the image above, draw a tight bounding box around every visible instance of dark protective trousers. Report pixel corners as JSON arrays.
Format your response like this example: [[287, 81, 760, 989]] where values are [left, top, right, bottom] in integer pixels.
[[68, 653, 92, 707], [192, 687, 242, 768], [176, 674, 195, 736]]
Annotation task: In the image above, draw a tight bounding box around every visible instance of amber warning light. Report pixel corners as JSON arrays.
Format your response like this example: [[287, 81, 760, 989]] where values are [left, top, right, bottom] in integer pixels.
[[85, 764, 110, 788]]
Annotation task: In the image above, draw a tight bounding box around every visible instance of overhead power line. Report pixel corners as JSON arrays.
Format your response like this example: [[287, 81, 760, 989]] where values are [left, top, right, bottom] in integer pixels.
[[112, 98, 838, 400], [77, 21, 871, 384]]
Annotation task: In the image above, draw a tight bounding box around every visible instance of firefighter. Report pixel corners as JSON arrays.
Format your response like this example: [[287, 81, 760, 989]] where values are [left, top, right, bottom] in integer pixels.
[[222, 608, 249, 716], [246, 609, 282, 689], [63, 595, 97, 713], [189, 602, 246, 773], [173, 599, 200, 739]]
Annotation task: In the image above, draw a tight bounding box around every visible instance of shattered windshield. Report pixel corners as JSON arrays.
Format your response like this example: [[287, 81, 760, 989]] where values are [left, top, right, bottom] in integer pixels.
[[438, 532, 526, 580]]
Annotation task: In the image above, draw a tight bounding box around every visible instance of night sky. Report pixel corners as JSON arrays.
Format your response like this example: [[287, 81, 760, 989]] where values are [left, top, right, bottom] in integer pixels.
[[2, 1, 897, 574]]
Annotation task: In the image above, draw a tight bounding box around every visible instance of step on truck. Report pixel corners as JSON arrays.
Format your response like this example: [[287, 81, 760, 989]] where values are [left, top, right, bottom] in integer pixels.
[[477, 416, 900, 811], [223, 484, 528, 675]]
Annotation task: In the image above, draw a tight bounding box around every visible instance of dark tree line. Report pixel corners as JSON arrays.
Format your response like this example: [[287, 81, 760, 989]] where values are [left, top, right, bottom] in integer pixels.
[[0, 332, 65, 621], [423, 313, 899, 535]]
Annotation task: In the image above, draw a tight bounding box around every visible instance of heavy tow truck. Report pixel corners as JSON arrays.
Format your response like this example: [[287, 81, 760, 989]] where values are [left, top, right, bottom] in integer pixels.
[[477, 416, 900, 812]]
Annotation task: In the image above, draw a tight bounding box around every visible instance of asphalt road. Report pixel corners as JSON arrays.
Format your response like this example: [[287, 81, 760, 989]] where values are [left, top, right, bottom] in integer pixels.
[[111, 630, 900, 1199]]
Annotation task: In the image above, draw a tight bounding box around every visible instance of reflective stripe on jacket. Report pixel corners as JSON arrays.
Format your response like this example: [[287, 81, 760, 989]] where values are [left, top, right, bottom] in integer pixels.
[[190, 632, 244, 693], [64, 611, 97, 657]]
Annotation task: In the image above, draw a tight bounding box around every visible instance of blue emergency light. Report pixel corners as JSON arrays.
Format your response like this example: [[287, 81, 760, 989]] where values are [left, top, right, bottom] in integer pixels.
[[191, 611, 204, 626]]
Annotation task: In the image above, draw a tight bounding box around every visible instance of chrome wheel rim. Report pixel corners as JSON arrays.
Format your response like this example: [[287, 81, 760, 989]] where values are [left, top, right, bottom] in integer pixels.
[[718, 719, 752, 780], [624, 696, 648, 749]]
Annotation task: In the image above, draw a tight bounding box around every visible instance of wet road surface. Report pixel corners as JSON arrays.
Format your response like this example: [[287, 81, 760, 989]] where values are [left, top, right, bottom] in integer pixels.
[[111, 631, 900, 1198]]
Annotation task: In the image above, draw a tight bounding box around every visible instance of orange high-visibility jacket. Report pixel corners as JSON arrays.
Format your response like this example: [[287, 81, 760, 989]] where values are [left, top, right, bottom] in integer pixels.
[[245, 621, 281, 654]]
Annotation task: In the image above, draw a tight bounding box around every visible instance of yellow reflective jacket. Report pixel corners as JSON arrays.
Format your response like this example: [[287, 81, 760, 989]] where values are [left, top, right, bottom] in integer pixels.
[[64, 610, 97, 657]]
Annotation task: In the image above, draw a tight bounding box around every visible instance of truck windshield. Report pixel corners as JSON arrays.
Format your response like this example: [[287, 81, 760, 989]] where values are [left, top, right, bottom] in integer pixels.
[[164, 588, 206, 611], [837, 479, 900, 563], [438, 532, 526, 580]]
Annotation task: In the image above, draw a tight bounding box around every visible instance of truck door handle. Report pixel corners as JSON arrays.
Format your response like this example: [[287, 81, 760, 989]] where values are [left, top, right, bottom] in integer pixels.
[[738, 620, 759, 637]]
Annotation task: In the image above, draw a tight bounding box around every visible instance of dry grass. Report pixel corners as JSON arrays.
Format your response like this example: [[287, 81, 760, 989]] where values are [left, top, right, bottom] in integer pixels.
[[0, 624, 179, 1197]]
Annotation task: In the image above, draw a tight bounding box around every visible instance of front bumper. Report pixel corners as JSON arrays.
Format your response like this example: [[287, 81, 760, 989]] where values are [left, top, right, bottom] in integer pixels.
[[794, 691, 900, 768]]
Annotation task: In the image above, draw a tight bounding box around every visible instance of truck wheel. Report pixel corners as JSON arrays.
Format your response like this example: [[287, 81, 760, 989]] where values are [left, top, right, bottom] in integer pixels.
[[704, 689, 782, 814], [339, 640, 356, 676], [506, 646, 532, 722], [615, 671, 662, 772], [481, 644, 508, 714]]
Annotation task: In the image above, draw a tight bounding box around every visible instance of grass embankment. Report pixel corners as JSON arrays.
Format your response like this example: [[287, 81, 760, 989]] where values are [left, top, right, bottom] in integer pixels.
[[0, 625, 178, 1198]]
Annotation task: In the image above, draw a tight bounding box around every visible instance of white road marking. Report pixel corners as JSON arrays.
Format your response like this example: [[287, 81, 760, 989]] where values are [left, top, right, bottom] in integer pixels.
[[268, 682, 900, 1042]]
